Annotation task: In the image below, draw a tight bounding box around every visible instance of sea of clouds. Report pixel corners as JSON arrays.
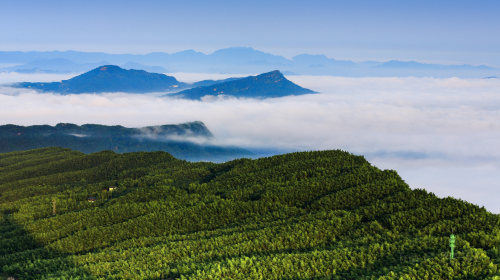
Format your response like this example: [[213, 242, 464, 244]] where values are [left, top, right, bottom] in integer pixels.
[[1, 72, 499, 214]]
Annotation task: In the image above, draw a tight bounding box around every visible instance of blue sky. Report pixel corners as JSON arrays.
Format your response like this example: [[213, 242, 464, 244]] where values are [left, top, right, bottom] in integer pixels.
[[1, 0, 499, 66]]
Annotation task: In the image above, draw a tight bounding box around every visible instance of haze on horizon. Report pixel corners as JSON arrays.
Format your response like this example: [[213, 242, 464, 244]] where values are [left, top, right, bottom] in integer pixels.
[[1, 0, 500, 67], [1, 72, 499, 214]]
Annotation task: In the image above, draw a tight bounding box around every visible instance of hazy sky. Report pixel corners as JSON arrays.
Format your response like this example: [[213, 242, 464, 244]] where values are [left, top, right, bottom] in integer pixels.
[[1, 73, 499, 214], [1, 0, 500, 66]]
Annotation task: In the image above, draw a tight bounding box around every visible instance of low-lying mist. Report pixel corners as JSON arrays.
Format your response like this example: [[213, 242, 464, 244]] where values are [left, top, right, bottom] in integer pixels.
[[1, 73, 499, 214]]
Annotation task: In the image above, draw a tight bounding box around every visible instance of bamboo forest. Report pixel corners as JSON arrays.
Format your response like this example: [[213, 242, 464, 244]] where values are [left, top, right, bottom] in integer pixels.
[[0, 147, 499, 279]]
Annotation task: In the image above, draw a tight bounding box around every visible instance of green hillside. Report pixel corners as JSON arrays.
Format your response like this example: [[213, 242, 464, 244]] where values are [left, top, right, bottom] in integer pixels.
[[0, 147, 499, 279]]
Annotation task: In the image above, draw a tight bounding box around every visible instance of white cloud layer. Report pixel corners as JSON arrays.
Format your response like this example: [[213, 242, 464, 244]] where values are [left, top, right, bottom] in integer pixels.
[[0, 72, 77, 85], [0, 73, 499, 214]]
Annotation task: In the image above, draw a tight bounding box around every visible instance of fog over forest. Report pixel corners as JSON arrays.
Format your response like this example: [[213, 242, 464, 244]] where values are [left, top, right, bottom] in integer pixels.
[[1, 72, 499, 214]]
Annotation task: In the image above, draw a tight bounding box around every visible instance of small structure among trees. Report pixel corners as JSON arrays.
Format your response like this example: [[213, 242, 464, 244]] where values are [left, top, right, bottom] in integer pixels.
[[87, 197, 96, 203]]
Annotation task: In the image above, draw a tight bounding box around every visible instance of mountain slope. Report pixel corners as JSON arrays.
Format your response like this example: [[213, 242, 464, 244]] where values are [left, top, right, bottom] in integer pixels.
[[208, 47, 290, 64], [13, 65, 187, 94], [2, 58, 110, 74], [190, 77, 244, 87], [169, 70, 316, 100], [0, 122, 252, 161], [0, 148, 498, 279], [1, 48, 498, 78], [120, 61, 170, 73], [375, 60, 495, 70]]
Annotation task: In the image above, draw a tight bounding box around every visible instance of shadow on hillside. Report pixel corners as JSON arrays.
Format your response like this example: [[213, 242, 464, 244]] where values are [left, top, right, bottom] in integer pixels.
[[0, 215, 95, 279]]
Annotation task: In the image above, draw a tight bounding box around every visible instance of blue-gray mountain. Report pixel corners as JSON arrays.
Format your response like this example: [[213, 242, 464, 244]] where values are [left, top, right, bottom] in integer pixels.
[[1, 59, 170, 74], [11, 67, 315, 98], [191, 77, 244, 87], [12, 65, 188, 94], [1, 47, 497, 78], [1, 58, 110, 74], [0, 121, 253, 162], [375, 60, 494, 70], [120, 61, 170, 73], [167, 70, 316, 100]]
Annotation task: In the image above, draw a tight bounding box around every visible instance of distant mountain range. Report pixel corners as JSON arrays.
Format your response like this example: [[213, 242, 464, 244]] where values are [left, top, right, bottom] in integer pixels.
[[375, 60, 494, 70], [1, 47, 497, 78], [169, 70, 316, 100], [12, 65, 187, 94], [120, 61, 170, 73], [1, 58, 110, 74], [11, 66, 316, 99], [0, 121, 252, 161], [1, 58, 170, 74]]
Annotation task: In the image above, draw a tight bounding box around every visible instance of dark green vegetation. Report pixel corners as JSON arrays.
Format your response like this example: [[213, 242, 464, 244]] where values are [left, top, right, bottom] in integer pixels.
[[13, 65, 188, 94], [0, 122, 252, 162], [0, 147, 499, 279], [168, 70, 316, 100]]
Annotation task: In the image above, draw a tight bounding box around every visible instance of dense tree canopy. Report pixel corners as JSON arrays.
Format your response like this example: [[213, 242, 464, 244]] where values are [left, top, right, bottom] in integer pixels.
[[0, 122, 251, 162], [0, 147, 499, 279]]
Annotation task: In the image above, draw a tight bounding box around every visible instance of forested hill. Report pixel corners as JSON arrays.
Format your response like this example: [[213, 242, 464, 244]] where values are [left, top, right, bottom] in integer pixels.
[[13, 65, 188, 94], [168, 70, 316, 100], [0, 121, 214, 138], [190, 77, 244, 87], [0, 148, 499, 279], [0, 122, 252, 162]]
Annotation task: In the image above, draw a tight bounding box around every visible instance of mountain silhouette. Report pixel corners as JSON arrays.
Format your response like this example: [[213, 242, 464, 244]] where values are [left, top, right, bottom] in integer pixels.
[[14, 65, 187, 94], [169, 70, 316, 100]]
